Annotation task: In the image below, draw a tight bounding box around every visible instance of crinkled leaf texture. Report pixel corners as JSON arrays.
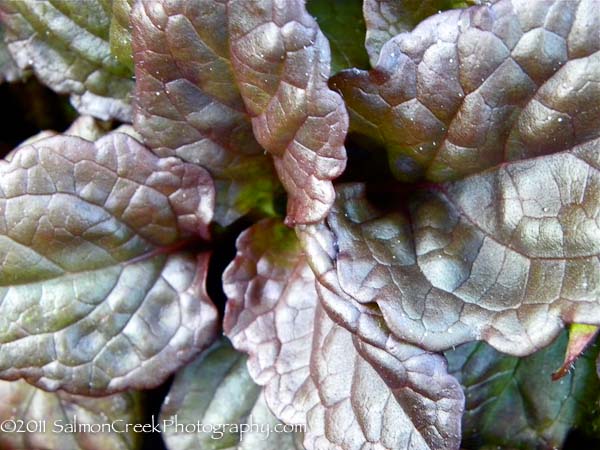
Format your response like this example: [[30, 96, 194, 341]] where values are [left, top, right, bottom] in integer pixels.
[[446, 331, 600, 449], [0, 0, 134, 121], [133, 0, 348, 226], [333, 0, 600, 182], [161, 338, 303, 450], [131, 0, 281, 226], [9, 116, 113, 160], [300, 167, 600, 356], [362, 0, 476, 65], [224, 219, 464, 450], [0, 132, 218, 394], [227, 0, 348, 225], [302, 0, 600, 357], [0, 379, 142, 450]]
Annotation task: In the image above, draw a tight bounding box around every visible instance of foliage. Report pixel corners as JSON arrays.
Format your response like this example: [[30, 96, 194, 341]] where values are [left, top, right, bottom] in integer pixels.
[[0, 1, 599, 449]]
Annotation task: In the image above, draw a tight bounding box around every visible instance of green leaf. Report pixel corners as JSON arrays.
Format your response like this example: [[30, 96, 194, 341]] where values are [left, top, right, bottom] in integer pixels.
[[161, 338, 303, 450], [553, 324, 599, 380], [110, 0, 134, 70], [0, 0, 134, 121], [446, 331, 600, 449], [0, 131, 218, 394], [306, 0, 370, 73], [0, 379, 142, 450]]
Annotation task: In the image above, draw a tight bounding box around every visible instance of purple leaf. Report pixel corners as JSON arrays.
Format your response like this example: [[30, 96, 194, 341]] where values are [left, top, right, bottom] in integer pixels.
[[228, 0, 348, 225], [332, 0, 600, 182], [131, 0, 280, 226], [301, 168, 600, 356], [132, 0, 348, 226], [0, 132, 217, 394], [224, 219, 464, 450], [363, 0, 476, 65]]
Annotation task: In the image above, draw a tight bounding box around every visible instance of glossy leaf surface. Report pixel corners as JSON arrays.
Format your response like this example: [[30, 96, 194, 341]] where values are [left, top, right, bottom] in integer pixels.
[[161, 338, 303, 450], [333, 0, 600, 182], [301, 170, 600, 356], [131, 0, 280, 226], [0, 0, 134, 120], [0, 379, 142, 450], [0, 132, 217, 394], [228, 0, 348, 224], [224, 219, 464, 450]]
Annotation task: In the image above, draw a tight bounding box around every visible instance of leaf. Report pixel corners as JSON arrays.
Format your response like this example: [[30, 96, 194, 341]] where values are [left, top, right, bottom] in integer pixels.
[[303, 0, 600, 357], [0, 379, 142, 450], [62, 115, 112, 142], [228, 0, 348, 225], [0, 131, 218, 394], [332, 0, 600, 182], [133, 0, 349, 226], [131, 0, 281, 226], [0, 0, 134, 121], [224, 219, 464, 450], [161, 338, 303, 450], [110, 0, 134, 70], [553, 324, 599, 380], [306, 0, 370, 74], [363, 0, 477, 65], [0, 24, 24, 83], [300, 171, 600, 357], [446, 331, 600, 449]]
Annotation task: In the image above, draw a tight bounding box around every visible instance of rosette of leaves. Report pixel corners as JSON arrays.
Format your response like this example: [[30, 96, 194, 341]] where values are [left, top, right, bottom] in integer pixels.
[[0, 0, 600, 449]]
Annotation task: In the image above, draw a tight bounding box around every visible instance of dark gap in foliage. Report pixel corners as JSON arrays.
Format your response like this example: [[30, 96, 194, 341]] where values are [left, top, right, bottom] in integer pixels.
[[0, 78, 76, 157], [337, 132, 395, 184], [564, 429, 600, 449], [207, 216, 255, 317], [271, 192, 288, 218], [363, 179, 427, 217], [140, 377, 172, 450]]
